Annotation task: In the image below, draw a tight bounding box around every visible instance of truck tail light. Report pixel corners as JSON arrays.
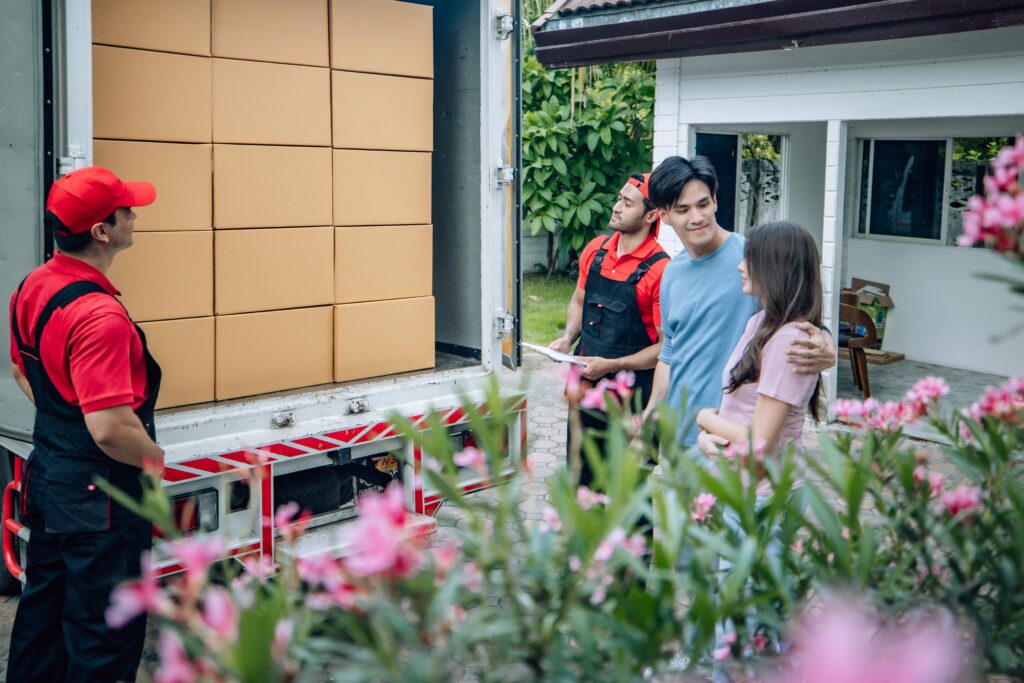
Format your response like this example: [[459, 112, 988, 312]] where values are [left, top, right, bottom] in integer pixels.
[[164, 489, 219, 537]]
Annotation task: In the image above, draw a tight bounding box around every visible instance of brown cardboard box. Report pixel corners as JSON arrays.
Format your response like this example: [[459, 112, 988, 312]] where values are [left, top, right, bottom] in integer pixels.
[[333, 150, 431, 226], [93, 140, 212, 231], [332, 70, 432, 151], [216, 307, 333, 400], [108, 232, 213, 322], [213, 145, 332, 229], [215, 227, 334, 315], [841, 277, 895, 344], [334, 297, 434, 382], [335, 226, 431, 303], [93, 46, 211, 142], [330, 0, 432, 78], [138, 318, 215, 409], [212, 0, 328, 66], [92, 0, 210, 56], [213, 59, 331, 146]]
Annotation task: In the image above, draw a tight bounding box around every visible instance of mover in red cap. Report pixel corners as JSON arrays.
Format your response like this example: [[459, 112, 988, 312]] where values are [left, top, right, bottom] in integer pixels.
[[547, 172, 668, 488], [7, 166, 164, 682]]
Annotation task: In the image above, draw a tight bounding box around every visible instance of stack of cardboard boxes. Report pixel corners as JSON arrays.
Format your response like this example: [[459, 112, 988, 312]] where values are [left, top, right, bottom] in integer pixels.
[[92, 0, 434, 409]]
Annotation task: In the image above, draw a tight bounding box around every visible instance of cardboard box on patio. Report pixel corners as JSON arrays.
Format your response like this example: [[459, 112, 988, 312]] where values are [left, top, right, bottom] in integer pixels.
[[334, 226, 432, 303], [93, 46, 211, 142], [213, 145, 332, 228], [108, 231, 213, 322], [842, 277, 895, 345], [334, 297, 434, 382], [212, 59, 330, 146], [212, 0, 328, 67], [138, 318, 215, 409], [332, 70, 432, 151], [330, 0, 433, 78], [92, 0, 211, 56], [215, 227, 334, 315], [333, 149, 431, 226], [215, 307, 333, 400], [93, 140, 212, 231]]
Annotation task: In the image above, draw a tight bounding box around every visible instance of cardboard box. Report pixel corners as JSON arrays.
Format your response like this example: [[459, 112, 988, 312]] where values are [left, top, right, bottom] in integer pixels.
[[138, 318, 215, 409], [92, 0, 210, 56], [330, 0, 433, 78], [93, 46, 211, 142], [334, 297, 434, 382], [213, 59, 330, 146], [333, 150, 431, 226], [108, 232, 213, 322], [335, 226, 431, 303], [213, 145, 332, 229], [212, 0, 328, 66], [215, 227, 334, 315], [216, 307, 333, 400], [93, 140, 212, 231], [842, 278, 895, 344], [332, 70, 432, 151]]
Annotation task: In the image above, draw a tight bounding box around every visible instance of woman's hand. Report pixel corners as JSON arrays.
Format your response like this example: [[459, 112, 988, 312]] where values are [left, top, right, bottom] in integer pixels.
[[697, 430, 729, 457]]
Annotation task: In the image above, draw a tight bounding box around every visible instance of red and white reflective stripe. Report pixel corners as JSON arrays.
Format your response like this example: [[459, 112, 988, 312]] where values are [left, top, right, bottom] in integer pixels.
[[161, 400, 527, 485], [154, 540, 262, 578]]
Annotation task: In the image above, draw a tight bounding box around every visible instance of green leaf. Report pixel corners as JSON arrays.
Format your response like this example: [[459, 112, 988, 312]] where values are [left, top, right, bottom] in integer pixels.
[[552, 157, 568, 175]]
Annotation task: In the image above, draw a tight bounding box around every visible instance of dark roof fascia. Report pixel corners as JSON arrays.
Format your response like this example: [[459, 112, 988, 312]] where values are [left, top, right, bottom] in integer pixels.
[[533, 0, 1024, 68]]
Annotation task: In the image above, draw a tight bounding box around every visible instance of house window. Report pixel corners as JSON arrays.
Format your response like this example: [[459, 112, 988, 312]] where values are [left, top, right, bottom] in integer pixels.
[[857, 140, 947, 241], [856, 137, 1012, 245]]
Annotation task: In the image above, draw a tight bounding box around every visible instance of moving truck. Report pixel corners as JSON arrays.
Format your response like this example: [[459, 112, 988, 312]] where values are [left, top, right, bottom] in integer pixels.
[[0, 0, 523, 592]]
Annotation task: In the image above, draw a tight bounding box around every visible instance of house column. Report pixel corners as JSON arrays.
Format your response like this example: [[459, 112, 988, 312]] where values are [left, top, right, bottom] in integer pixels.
[[821, 120, 847, 418], [653, 58, 688, 255]]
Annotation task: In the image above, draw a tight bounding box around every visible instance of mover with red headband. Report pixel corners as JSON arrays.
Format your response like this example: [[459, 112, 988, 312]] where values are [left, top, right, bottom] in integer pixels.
[[548, 173, 668, 486], [7, 167, 162, 681]]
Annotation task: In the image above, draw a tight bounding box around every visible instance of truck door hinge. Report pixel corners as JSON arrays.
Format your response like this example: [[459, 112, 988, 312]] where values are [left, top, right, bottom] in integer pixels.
[[494, 308, 515, 339], [57, 145, 88, 176], [495, 12, 515, 40], [495, 164, 516, 187]]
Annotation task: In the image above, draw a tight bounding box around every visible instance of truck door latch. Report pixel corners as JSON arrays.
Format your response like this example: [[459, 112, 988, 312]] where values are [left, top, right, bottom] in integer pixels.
[[495, 12, 514, 40], [495, 164, 516, 187], [494, 309, 515, 339]]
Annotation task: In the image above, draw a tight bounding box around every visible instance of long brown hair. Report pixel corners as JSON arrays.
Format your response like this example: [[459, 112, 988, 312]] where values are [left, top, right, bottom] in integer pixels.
[[726, 221, 823, 420]]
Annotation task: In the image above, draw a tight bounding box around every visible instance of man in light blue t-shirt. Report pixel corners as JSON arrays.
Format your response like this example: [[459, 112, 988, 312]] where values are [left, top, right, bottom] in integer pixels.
[[643, 156, 834, 445]]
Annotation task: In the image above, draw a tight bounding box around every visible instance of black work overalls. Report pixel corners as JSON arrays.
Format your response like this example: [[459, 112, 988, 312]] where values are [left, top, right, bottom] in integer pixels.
[[8, 279, 161, 683], [573, 237, 667, 486]]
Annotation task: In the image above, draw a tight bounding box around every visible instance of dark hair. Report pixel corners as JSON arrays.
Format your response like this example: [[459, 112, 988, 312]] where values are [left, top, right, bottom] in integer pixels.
[[47, 209, 116, 254], [648, 155, 719, 210], [628, 173, 656, 213], [726, 221, 823, 421]]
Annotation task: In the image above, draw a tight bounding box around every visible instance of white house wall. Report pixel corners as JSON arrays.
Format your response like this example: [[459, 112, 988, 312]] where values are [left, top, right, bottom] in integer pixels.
[[652, 30, 1024, 379]]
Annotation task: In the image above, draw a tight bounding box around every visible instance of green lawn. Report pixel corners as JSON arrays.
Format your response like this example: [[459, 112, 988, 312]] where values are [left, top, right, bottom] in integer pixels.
[[521, 274, 576, 345]]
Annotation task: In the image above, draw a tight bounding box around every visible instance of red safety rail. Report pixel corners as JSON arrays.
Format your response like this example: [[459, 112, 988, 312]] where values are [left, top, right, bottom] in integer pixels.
[[3, 457, 26, 585]]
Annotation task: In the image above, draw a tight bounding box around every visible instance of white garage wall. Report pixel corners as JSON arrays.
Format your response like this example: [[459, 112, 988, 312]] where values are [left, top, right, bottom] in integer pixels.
[[845, 238, 1021, 377]]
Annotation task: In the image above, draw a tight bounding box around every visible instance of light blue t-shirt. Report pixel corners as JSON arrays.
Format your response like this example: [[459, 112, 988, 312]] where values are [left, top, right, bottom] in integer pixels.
[[658, 233, 759, 445]]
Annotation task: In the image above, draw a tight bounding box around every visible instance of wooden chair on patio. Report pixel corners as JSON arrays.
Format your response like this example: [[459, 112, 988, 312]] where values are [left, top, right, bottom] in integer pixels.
[[839, 302, 877, 400]]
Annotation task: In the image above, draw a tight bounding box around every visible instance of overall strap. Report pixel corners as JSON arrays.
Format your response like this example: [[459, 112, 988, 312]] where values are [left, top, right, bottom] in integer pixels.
[[590, 235, 614, 269], [9, 277, 30, 352], [31, 281, 110, 352], [627, 251, 670, 284]]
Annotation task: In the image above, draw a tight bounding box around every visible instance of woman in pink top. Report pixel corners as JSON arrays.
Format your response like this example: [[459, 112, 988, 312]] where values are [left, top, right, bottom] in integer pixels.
[[695, 221, 823, 457]]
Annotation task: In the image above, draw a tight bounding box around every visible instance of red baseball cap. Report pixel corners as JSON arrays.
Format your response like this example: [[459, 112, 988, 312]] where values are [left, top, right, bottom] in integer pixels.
[[46, 166, 156, 235], [626, 172, 661, 237]]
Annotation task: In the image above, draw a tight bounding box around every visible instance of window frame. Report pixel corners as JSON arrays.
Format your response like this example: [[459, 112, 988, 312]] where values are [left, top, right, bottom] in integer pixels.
[[854, 137, 954, 246]]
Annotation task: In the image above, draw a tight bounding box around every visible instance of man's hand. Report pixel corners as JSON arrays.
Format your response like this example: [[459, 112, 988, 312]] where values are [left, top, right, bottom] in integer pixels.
[[580, 356, 620, 381], [548, 336, 573, 355], [697, 430, 729, 457], [788, 322, 837, 374], [696, 407, 718, 431], [84, 405, 165, 470]]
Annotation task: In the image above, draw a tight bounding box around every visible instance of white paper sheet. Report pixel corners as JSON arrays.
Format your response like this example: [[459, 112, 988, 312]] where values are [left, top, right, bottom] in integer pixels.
[[521, 342, 587, 366]]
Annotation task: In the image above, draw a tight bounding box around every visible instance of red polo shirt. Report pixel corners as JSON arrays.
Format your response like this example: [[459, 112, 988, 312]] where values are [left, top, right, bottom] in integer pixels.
[[576, 232, 668, 344], [9, 253, 148, 414]]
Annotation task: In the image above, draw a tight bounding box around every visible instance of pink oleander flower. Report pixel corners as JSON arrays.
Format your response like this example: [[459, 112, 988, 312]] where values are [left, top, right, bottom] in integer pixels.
[[453, 446, 488, 475], [462, 562, 483, 592], [168, 536, 227, 590], [241, 554, 277, 583], [272, 619, 294, 661], [580, 380, 613, 410], [273, 502, 312, 545], [613, 370, 636, 392], [563, 363, 583, 395], [154, 630, 198, 683], [619, 532, 648, 558], [589, 585, 608, 606], [722, 439, 766, 461], [106, 551, 168, 628], [940, 485, 983, 518], [201, 586, 238, 641], [538, 504, 562, 533], [576, 485, 610, 510], [594, 528, 627, 563], [568, 555, 582, 572], [345, 484, 426, 579], [691, 492, 716, 523], [913, 466, 944, 496]]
